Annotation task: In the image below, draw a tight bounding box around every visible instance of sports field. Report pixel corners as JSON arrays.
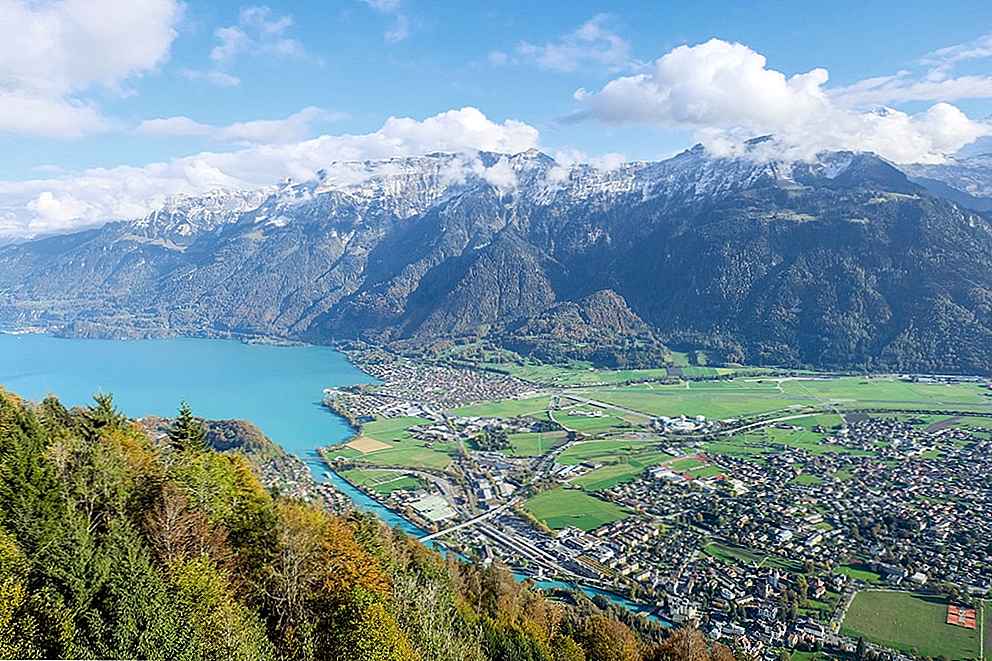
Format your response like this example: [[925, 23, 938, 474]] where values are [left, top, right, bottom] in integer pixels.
[[523, 487, 630, 531], [841, 591, 981, 660], [572, 462, 648, 491], [360, 444, 454, 470], [339, 468, 425, 495]]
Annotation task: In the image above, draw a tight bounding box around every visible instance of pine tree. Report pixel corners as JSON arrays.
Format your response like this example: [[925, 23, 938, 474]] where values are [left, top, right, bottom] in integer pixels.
[[167, 402, 208, 453], [82, 393, 126, 439]]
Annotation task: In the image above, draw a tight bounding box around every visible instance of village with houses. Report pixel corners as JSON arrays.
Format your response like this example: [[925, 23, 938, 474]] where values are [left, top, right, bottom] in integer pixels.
[[318, 347, 992, 661]]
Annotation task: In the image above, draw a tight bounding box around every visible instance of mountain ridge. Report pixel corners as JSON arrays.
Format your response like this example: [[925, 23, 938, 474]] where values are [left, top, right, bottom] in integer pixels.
[[2, 147, 992, 373]]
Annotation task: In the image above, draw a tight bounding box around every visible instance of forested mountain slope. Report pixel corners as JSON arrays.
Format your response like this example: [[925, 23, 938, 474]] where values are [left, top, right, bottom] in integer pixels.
[[0, 388, 730, 661]]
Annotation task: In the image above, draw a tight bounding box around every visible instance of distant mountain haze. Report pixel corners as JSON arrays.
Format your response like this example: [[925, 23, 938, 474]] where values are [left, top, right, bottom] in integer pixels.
[[2, 147, 991, 374]]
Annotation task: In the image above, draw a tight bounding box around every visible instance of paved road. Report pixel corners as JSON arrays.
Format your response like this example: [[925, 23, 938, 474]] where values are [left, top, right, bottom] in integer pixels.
[[420, 496, 521, 542]]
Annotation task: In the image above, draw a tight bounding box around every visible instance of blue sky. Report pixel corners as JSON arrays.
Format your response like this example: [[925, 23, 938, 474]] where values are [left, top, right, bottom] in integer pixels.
[[1, 0, 991, 237]]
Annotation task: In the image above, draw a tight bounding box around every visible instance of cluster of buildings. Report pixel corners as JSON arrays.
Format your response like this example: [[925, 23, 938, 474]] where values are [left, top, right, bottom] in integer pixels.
[[325, 348, 537, 422]]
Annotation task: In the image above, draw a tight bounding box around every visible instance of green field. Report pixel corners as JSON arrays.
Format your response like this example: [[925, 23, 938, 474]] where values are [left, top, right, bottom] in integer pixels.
[[686, 464, 724, 479], [362, 416, 432, 442], [793, 473, 825, 486], [492, 362, 674, 386], [669, 457, 706, 472], [704, 542, 801, 571], [572, 377, 992, 422], [552, 407, 631, 434], [841, 591, 981, 660], [506, 431, 568, 457], [984, 601, 991, 661], [835, 563, 882, 584], [572, 463, 647, 491], [450, 396, 552, 418], [360, 445, 454, 470], [557, 439, 668, 466], [523, 487, 630, 531], [340, 468, 425, 494]]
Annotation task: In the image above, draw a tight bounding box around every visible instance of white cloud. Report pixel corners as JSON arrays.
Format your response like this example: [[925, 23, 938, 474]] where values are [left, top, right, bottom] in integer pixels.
[[475, 158, 517, 190], [572, 38, 992, 163], [384, 14, 410, 44], [180, 68, 242, 87], [831, 73, 992, 107], [0, 91, 108, 138], [920, 32, 992, 81], [488, 50, 510, 66], [0, 0, 181, 137], [0, 107, 541, 239], [209, 5, 306, 63], [516, 14, 633, 72], [136, 107, 345, 144], [360, 0, 410, 43], [830, 32, 992, 107], [361, 0, 401, 11]]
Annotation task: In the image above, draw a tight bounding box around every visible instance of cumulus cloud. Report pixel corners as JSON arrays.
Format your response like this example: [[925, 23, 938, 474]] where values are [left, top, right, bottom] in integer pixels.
[[572, 38, 991, 163], [0, 107, 541, 239], [0, 0, 181, 137], [136, 107, 346, 144]]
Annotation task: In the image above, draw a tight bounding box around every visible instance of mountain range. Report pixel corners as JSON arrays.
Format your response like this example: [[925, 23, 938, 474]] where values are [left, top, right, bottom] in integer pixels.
[[1, 145, 991, 374]]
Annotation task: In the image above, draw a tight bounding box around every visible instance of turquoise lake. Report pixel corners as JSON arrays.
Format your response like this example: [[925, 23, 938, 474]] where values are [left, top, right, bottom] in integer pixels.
[[0, 334, 372, 452]]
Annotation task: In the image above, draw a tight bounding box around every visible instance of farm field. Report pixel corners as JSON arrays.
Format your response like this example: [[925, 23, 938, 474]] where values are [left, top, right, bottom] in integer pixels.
[[506, 431, 568, 456], [571, 463, 646, 491], [575, 377, 992, 421], [576, 386, 800, 420], [362, 416, 432, 442], [841, 591, 981, 660], [552, 407, 631, 434], [523, 487, 630, 531], [495, 362, 674, 386], [556, 438, 669, 466], [450, 396, 552, 418]]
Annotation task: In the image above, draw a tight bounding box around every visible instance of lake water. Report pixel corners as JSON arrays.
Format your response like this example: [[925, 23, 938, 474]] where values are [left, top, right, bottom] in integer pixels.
[[0, 334, 372, 451], [0, 334, 663, 620]]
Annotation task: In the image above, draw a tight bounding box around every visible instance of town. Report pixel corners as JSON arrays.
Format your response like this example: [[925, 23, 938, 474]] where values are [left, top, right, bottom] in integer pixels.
[[320, 349, 992, 661]]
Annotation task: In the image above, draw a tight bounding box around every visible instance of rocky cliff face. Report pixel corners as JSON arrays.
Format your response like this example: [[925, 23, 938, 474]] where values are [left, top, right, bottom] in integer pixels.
[[2, 147, 991, 373]]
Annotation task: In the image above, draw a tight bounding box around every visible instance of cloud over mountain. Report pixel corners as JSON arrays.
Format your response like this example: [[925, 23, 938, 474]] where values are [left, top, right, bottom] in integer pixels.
[[0, 107, 540, 238], [572, 38, 991, 163]]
